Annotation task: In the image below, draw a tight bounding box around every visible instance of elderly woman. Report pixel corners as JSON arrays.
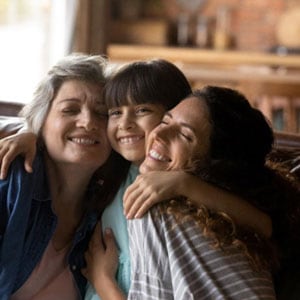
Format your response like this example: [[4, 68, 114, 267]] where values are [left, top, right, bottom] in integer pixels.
[[0, 54, 116, 300]]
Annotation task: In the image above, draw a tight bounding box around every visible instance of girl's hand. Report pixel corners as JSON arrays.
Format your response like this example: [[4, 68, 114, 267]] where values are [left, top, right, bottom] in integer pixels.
[[82, 222, 125, 300], [123, 171, 185, 219], [0, 131, 37, 179]]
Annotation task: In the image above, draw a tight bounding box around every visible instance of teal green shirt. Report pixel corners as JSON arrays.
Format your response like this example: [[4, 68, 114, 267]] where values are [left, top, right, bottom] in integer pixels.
[[84, 164, 139, 299]]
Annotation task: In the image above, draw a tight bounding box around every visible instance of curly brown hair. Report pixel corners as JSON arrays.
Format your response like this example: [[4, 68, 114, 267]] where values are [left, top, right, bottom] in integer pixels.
[[158, 196, 279, 272], [156, 86, 300, 273]]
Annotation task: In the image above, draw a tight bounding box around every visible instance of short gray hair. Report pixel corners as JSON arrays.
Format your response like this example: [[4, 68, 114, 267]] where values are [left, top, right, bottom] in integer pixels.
[[20, 53, 108, 134]]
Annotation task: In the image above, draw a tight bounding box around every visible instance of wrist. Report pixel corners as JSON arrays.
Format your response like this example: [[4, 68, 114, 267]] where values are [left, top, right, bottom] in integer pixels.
[[95, 276, 125, 300]]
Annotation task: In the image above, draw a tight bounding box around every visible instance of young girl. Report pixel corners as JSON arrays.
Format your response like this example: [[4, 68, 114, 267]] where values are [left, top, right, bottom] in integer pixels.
[[0, 59, 272, 299]]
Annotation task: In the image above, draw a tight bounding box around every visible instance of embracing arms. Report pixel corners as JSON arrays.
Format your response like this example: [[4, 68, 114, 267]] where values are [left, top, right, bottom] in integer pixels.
[[0, 130, 272, 237], [124, 171, 272, 238]]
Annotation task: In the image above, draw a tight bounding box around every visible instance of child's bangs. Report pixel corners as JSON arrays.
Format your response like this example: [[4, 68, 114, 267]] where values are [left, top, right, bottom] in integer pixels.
[[104, 70, 162, 108]]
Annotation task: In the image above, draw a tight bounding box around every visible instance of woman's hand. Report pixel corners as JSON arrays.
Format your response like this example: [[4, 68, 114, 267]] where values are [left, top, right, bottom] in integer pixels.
[[0, 131, 37, 179], [124, 170, 272, 238], [123, 171, 185, 219], [82, 222, 125, 300]]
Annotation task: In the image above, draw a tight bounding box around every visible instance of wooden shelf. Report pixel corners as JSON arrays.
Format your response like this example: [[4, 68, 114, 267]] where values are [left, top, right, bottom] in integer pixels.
[[108, 44, 300, 133], [108, 44, 300, 68]]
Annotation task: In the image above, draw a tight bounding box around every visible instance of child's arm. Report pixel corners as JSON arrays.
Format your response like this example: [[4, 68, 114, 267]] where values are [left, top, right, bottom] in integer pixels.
[[123, 171, 272, 238], [82, 223, 126, 300], [0, 116, 24, 138], [0, 131, 37, 179]]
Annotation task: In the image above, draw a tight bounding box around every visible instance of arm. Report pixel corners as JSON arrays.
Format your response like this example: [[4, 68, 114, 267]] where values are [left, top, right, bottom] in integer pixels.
[[0, 131, 37, 179], [82, 223, 126, 300], [0, 116, 24, 139], [123, 171, 272, 238]]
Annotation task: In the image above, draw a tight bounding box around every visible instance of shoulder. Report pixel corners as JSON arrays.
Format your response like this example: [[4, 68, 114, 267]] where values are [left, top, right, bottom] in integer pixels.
[[0, 151, 45, 204]]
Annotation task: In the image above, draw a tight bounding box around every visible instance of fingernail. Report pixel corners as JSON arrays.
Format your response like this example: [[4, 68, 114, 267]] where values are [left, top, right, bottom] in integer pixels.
[[105, 228, 112, 235]]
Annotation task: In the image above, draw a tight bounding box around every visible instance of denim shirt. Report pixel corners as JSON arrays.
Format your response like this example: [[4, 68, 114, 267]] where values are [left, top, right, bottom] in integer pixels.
[[0, 152, 98, 300]]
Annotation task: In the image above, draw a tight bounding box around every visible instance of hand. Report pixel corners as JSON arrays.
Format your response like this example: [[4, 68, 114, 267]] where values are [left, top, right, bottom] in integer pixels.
[[82, 222, 120, 296], [123, 170, 186, 219], [0, 131, 37, 179]]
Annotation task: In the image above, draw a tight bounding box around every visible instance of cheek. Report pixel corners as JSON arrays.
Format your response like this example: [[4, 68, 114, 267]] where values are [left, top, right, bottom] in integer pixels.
[[107, 121, 116, 144], [42, 116, 62, 142], [170, 143, 191, 170], [143, 118, 162, 137]]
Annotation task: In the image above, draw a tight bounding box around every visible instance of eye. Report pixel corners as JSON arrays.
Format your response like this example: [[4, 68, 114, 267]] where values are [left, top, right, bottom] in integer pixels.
[[95, 111, 108, 119], [94, 107, 108, 118], [61, 106, 80, 115], [180, 132, 193, 142], [136, 106, 152, 115], [108, 108, 121, 117], [160, 116, 170, 125]]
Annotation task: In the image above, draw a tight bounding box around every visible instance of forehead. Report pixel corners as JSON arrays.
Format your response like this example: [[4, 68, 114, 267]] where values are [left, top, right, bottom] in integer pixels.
[[170, 97, 211, 141], [171, 97, 208, 123], [55, 79, 104, 104]]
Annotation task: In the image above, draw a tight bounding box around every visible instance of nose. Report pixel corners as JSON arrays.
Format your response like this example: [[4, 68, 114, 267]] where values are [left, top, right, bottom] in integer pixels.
[[77, 110, 100, 131], [153, 124, 173, 141], [118, 113, 135, 130]]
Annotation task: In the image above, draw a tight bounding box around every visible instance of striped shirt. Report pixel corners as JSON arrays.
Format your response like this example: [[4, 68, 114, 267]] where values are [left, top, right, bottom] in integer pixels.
[[128, 206, 275, 300]]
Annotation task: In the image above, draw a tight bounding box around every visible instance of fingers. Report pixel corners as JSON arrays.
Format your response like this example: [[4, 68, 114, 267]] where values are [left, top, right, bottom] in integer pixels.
[[123, 183, 140, 216], [124, 185, 155, 219], [0, 133, 37, 179], [89, 222, 103, 249], [24, 144, 36, 174], [82, 226, 118, 280], [24, 159, 33, 174], [0, 146, 18, 179], [102, 228, 118, 255]]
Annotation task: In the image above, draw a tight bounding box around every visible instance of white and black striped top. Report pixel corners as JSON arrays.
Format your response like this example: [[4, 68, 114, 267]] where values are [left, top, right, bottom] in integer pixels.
[[128, 207, 275, 300]]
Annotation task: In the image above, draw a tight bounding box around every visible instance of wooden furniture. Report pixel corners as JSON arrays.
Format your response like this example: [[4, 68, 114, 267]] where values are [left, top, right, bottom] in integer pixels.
[[0, 101, 23, 117], [108, 44, 300, 133]]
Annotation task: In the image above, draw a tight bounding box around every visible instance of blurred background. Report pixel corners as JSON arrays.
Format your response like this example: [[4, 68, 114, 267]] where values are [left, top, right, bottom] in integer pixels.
[[1, 0, 300, 133]]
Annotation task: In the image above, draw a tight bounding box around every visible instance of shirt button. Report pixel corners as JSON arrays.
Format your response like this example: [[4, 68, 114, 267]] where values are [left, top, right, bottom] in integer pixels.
[[72, 265, 77, 271]]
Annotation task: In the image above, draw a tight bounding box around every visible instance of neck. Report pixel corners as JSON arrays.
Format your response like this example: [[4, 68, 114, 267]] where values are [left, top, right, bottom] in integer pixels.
[[44, 154, 95, 216]]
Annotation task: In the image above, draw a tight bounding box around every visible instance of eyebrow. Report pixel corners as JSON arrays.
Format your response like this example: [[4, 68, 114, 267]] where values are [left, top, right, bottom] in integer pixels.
[[165, 112, 196, 133], [57, 98, 105, 106]]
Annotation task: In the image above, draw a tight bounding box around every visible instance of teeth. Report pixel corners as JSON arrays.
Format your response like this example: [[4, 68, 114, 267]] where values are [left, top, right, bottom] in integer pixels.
[[71, 138, 97, 145], [149, 149, 170, 162], [119, 136, 142, 144]]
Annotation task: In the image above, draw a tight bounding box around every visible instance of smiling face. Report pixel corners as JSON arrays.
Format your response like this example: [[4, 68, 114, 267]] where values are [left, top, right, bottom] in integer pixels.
[[107, 103, 165, 165], [42, 79, 111, 173], [139, 97, 211, 174]]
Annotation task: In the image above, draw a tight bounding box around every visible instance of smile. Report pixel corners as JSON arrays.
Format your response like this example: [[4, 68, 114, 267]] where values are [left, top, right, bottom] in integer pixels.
[[118, 136, 143, 144], [149, 149, 171, 162], [70, 137, 98, 145]]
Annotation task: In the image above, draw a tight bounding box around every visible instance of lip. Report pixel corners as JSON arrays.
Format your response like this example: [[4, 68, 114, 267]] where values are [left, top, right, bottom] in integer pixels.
[[118, 135, 144, 145], [148, 149, 171, 162], [68, 135, 100, 145], [147, 142, 171, 162]]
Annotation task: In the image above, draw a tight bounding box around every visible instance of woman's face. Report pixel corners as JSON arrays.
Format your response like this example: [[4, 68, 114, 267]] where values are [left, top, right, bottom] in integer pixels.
[[42, 79, 111, 173], [139, 97, 211, 174], [107, 103, 165, 165]]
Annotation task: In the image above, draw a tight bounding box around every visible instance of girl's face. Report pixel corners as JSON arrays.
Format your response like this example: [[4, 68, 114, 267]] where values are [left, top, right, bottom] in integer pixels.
[[42, 80, 110, 173], [107, 103, 165, 165], [139, 97, 211, 174]]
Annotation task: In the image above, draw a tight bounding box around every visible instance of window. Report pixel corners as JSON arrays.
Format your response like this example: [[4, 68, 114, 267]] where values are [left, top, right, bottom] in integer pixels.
[[0, 0, 78, 104]]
